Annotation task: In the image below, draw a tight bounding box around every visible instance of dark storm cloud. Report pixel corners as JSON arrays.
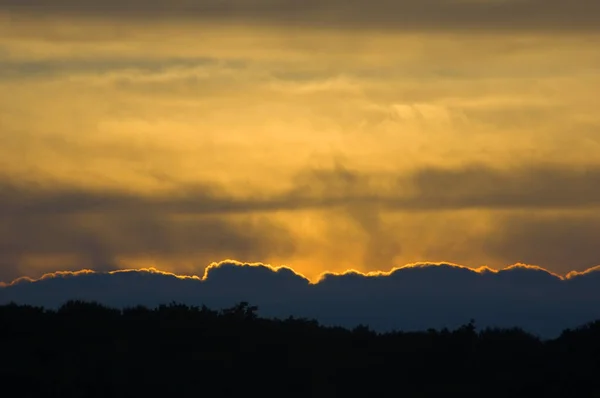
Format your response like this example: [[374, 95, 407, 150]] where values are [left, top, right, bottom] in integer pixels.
[[404, 164, 600, 210], [2, 261, 600, 338], [482, 214, 600, 273], [0, 57, 230, 80], [1, 0, 599, 33], [0, 178, 296, 282], [290, 163, 600, 211], [2, 163, 600, 281], [4, 163, 600, 217]]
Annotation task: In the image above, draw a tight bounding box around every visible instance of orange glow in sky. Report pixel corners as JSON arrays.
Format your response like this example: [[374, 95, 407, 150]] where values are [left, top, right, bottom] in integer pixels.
[[1, 1, 599, 284]]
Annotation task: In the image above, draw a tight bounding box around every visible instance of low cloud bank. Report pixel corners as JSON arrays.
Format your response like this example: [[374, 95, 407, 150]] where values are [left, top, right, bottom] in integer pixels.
[[2, 260, 600, 338], [1, 0, 599, 33]]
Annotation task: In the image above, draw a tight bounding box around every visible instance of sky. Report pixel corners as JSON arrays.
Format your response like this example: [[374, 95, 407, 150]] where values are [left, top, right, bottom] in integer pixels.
[[1, 0, 600, 286]]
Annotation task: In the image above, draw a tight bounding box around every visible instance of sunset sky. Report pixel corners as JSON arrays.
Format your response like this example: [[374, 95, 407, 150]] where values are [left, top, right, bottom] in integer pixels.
[[1, 0, 600, 284]]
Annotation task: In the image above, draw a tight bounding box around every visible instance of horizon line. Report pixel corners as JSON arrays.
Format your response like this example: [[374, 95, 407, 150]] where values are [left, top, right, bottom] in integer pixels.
[[3, 259, 600, 287]]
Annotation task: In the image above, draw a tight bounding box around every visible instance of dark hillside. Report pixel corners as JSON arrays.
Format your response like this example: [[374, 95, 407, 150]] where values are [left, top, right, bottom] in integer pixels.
[[1, 301, 599, 397]]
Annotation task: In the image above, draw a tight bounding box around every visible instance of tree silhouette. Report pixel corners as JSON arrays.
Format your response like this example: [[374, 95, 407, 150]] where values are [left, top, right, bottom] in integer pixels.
[[1, 301, 599, 397]]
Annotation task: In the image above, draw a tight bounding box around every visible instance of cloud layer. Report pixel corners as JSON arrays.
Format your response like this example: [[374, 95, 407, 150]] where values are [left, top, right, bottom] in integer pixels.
[[2, 0, 600, 32], [1, 0, 599, 289], [4, 163, 600, 216], [3, 260, 600, 338], [2, 163, 600, 282]]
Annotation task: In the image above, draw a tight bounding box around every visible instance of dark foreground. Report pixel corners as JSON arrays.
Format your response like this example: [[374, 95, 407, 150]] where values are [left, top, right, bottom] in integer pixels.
[[1, 301, 599, 397]]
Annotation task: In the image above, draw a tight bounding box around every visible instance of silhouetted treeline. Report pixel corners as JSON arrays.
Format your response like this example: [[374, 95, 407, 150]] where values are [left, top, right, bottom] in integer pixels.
[[1, 301, 600, 397]]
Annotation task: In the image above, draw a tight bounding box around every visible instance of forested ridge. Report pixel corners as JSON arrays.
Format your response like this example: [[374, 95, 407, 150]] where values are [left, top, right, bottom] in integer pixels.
[[1, 301, 599, 397]]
